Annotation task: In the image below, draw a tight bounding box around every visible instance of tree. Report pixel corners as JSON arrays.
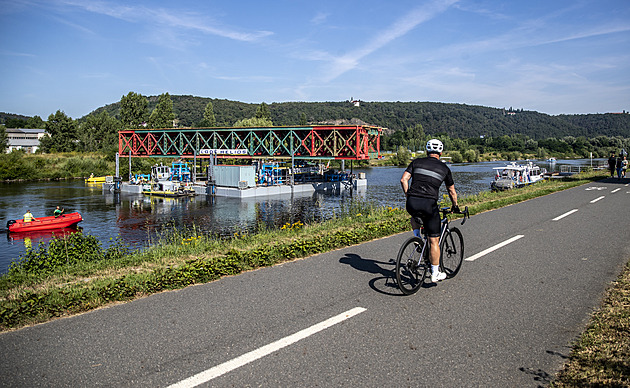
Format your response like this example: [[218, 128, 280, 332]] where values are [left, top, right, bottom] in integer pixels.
[[120, 91, 148, 129], [0, 125, 7, 152], [197, 101, 217, 127], [234, 117, 273, 127], [148, 92, 175, 128], [79, 111, 121, 152], [394, 145, 411, 166], [299, 112, 307, 126], [6, 118, 27, 128], [26, 115, 45, 129], [40, 110, 77, 152], [255, 102, 270, 120]]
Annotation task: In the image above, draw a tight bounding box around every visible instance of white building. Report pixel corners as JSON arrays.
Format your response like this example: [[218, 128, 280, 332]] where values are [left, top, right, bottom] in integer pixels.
[[5, 128, 48, 153]]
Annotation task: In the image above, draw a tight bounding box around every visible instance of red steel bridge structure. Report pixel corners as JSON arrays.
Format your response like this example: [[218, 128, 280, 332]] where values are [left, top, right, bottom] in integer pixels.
[[118, 125, 382, 160]]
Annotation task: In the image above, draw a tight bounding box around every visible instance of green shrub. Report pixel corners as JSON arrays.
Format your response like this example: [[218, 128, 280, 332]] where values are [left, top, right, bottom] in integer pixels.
[[10, 232, 104, 274]]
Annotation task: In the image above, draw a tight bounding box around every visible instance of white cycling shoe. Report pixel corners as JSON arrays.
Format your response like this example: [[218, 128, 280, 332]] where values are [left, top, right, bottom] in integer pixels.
[[431, 270, 447, 282]]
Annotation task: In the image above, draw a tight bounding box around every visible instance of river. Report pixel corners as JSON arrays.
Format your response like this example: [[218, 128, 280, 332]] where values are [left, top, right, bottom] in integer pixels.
[[0, 159, 600, 274]]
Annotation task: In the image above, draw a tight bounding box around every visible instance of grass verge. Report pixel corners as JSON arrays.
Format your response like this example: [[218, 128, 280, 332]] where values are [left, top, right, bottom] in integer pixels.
[[550, 260, 630, 386]]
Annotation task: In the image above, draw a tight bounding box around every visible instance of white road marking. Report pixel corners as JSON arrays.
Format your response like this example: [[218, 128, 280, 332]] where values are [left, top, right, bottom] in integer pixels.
[[611, 188, 621, 193], [167, 307, 367, 388], [465, 235, 524, 262], [590, 196, 605, 203], [585, 187, 607, 191], [552, 209, 578, 221]]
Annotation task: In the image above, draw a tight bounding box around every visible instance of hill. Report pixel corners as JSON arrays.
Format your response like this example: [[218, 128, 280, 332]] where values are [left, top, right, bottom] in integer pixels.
[[86, 96, 630, 140], [4, 96, 630, 140]]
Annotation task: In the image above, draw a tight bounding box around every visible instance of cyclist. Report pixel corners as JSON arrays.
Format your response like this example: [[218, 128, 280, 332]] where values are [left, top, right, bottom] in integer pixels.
[[400, 139, 460, 282]]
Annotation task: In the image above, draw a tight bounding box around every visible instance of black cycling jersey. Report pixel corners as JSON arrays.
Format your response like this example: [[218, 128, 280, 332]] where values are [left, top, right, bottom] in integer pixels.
[[404, 156, 454, 200]]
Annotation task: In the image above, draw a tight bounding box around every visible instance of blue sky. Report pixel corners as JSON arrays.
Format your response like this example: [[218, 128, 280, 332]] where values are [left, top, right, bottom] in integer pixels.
[[1, 0, 629, 119]]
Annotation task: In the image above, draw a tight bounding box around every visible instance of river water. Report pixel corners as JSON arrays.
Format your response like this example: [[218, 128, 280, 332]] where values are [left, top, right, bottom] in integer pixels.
[[0, 159, 601, 274]]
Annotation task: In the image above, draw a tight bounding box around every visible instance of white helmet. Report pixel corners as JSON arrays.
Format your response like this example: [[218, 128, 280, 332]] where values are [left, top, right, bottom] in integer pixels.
[[426, 139, 444, 153]]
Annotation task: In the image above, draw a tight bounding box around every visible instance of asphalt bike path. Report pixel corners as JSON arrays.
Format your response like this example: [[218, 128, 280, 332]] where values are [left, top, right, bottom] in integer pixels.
[[1, 178, 629, 387]]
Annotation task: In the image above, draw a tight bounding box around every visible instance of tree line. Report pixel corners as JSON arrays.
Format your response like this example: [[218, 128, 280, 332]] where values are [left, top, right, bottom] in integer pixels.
[[1, 93, 629, 157]]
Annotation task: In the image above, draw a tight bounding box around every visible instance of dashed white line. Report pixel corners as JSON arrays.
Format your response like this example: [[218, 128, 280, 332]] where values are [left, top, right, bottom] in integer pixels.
[[465, 235, 524, 262], [611, 188, 621, 193], [552, 209, 578, 221], [590, 196, 605, 203], [167, 307, 367, 388]]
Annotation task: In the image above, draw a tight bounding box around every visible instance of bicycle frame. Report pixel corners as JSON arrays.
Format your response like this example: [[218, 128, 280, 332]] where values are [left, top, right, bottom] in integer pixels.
[[414, 207, 468, 266]]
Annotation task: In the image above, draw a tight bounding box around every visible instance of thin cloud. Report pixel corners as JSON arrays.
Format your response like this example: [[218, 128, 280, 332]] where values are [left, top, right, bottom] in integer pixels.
[[321, 0, 459, 82], [0, 50, 36, 57], [311, 12, 329, 25], [56, 0, 273, 42]]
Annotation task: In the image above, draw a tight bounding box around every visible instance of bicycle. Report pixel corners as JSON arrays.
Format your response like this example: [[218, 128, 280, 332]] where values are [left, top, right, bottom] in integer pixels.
[[395, 206, 469, 295]]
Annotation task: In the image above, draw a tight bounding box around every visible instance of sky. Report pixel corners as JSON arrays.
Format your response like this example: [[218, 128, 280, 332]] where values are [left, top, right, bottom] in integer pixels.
[[1, 0, 629, 119]]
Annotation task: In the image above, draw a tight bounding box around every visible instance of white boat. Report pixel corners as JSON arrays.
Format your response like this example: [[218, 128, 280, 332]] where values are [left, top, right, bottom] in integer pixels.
[[491, 161, 547, 191]]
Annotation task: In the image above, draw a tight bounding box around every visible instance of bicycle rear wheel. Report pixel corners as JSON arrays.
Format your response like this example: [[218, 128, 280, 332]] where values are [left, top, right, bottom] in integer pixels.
[[395, 236, 428, 295], [440, 227, 464, 278]]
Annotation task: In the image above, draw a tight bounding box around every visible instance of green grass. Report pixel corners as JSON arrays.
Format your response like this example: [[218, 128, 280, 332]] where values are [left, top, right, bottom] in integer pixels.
[[550, 261, 630, 386]]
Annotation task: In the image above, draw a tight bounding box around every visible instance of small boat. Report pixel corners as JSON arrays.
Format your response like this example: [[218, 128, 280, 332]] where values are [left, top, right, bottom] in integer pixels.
[[7, 212, 83, 233], [143, 181, 195, 198], [491, 161, 546, 191], [546, 157, 557, 163], [85, 175, 112, 184]]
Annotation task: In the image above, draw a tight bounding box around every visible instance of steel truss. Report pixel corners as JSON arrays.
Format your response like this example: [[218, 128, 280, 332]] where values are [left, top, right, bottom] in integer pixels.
[[119, 125, 381, 160]]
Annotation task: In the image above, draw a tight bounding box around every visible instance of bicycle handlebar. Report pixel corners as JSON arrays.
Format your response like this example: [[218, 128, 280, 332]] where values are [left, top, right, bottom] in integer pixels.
[[440, 206, 470, 225], [460, 206, 469, 225]]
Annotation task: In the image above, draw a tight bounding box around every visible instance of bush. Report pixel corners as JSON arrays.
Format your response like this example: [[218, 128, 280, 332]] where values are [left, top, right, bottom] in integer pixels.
[[395, 146, 411, 166], [0, 152, 38, 180], [449, 150, 463, 163], [463, 149, 478, 162], [10, 232, 104, 274]]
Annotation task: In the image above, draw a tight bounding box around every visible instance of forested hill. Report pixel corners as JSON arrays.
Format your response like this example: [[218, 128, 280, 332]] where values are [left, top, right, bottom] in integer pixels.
[[89, 96, 630, 140], [5, 95, 629, 140]]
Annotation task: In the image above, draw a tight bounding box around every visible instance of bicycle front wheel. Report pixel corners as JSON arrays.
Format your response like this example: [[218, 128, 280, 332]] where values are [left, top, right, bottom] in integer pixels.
[[395, 236, 428, 295], [440, 227, 464, 278]]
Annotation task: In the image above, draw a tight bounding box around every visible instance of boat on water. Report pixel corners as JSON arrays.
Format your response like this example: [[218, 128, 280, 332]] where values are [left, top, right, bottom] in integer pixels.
[[491, 161, 547, 191], [141, 162, 195, 197], [85, 175, 112, 184], [6, 212, 83, 233], [143, 181, 195, 198]]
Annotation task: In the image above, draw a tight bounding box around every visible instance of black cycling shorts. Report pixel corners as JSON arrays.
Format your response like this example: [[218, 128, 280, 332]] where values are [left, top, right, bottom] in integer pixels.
[[406, 196, 441, 237]]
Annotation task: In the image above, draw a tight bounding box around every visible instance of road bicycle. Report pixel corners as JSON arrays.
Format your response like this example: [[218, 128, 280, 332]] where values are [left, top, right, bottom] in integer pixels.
[[395, 206, 469, 295]]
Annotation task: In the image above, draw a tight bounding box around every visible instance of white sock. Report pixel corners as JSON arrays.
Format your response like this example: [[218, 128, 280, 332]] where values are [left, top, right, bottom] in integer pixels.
[[432, 264, 439, 274], [413, 229, 421, 238]]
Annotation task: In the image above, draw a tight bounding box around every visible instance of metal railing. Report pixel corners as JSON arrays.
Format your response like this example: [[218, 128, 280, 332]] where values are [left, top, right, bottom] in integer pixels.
[[559, 162, 607, 174]]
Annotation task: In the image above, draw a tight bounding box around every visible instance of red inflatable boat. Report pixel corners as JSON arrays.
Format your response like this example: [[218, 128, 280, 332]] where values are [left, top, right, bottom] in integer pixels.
[[7, 212, 83, 233]]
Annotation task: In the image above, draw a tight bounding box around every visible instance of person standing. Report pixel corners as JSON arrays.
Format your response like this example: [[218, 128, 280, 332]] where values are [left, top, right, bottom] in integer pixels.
[[616, 156, 624, 180], [54, 206, 64, 218], [401, 139, 460, 283], [608, 152, 617, 178], [622, 156, 628, 178], [23, 210, 36, 222]]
